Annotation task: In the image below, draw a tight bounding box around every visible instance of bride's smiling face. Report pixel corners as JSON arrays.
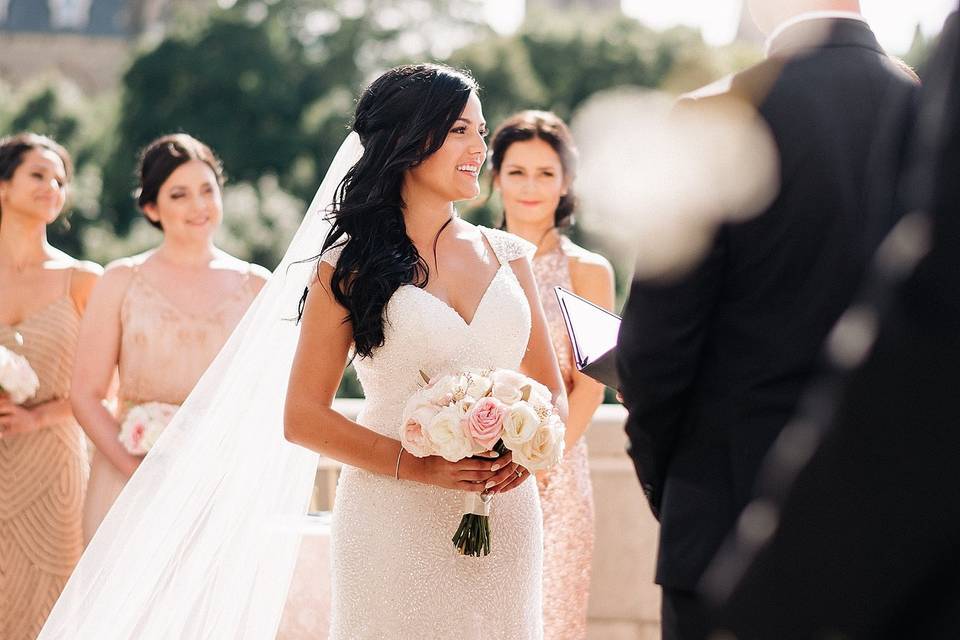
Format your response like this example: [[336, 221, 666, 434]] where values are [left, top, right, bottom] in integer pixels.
[[405, 92, 488, 203]]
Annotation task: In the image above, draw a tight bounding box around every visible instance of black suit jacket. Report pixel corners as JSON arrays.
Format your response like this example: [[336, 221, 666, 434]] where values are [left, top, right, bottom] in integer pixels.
[[616, 19, 918, 590], [710, 11, 960, 638]]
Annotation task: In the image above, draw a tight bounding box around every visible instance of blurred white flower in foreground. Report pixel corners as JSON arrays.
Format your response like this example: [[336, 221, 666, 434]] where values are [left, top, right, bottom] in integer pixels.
[[572, 85, 779, 280]]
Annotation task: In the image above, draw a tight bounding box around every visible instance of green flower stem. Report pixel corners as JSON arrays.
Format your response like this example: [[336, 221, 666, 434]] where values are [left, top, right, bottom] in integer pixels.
[[452, 440, 509, 557]]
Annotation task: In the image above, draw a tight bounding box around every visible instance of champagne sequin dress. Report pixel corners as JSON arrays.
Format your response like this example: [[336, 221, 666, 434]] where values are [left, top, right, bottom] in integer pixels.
[[0, 284, 88, 640], [81, 261, 262, 544], [532, 236, 596, 640]]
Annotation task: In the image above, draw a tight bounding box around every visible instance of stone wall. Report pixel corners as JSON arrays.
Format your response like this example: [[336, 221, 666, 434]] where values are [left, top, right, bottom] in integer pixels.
[[586, 404, 661, 639], [0, 33, 130, 92]]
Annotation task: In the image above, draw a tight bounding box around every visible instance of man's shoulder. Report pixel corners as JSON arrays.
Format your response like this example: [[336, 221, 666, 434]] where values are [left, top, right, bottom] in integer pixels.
[[679, 58, 785, 110]]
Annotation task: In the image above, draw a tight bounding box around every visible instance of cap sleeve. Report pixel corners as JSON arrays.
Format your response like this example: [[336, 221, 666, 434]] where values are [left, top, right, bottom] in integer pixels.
[[319, 242, 345, 268], [479, 227, 536, 264]]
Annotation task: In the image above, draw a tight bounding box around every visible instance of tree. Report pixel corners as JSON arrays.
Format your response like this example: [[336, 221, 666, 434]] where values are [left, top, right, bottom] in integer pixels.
[[449, 9, 740, 232], [1, 77, 116, 256], [904, 23, 934, 74], [101, 0, 491, 234], [103, 10, 327, 233]]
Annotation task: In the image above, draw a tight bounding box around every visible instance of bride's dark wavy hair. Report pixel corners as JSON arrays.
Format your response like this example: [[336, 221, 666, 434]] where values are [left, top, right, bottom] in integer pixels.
[[307, 63, 478, 358]]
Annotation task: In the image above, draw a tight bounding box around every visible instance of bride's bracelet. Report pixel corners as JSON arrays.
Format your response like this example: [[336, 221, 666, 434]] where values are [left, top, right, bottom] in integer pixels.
[[394, 445, 404, 480]]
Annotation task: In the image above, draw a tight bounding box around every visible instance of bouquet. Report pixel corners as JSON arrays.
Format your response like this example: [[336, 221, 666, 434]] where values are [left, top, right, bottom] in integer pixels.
[[400, 368, 565, 557], [0, 345, 40, 405], [118, 402, 179, 455]]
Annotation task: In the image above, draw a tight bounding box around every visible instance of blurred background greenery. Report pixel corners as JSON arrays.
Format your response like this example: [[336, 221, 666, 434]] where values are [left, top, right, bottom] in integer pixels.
[[0, 0, 940, 397]]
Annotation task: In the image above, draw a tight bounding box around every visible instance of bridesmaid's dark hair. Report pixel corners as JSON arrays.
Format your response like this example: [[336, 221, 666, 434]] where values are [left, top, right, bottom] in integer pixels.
[[0, 132, 73, 221], [135, 133, 224, 230], [315, 63, 478, 358], [489, 110, 579, 229]]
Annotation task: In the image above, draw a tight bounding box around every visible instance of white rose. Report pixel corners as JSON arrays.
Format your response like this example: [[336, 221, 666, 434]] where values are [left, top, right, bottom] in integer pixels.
[[489, 369, 527, 405], [526, 380, 552, 406], [141, 423, 163, 451], [400, 393, 438, 457], [454, 395, 477, 419], [424, 406, 473, 462], [0, 346, 39, 405], [400, 405, 437, 458], [513, 417, 565, 471], [117, 401, 178, 455], [426, 374, 458, 407], [402, 392, 431, 423], [501, 402, 541, 449], [464, 373, 492, 399]]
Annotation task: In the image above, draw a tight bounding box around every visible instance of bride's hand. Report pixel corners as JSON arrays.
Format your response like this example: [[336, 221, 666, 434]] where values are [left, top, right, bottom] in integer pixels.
[[411, 453, 501, 492], [481, 450, 530, 494]]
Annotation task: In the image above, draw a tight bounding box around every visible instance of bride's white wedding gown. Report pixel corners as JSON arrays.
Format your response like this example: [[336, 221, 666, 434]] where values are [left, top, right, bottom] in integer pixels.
[[323, 226, 544, 639]]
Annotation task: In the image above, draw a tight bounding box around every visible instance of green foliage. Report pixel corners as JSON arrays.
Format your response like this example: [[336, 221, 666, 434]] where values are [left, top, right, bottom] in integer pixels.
[[903, 24, 935, 74], [104, 11, 324, 233], [0, 77, 118, 256], [101, 0, 492, 235], [7, 85, 81, 144], [217, 175, 305, 267]]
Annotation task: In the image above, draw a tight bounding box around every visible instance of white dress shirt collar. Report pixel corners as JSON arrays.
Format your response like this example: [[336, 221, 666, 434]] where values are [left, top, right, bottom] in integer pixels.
[[765, 11, 868, 56]]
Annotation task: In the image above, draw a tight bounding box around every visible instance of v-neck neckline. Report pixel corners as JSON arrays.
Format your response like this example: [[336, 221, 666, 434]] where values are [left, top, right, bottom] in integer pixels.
[[406, 264, 506, 327], [132, 270, 249, 321], [404, 226, 505, 327], [0, 295, 76, 329]]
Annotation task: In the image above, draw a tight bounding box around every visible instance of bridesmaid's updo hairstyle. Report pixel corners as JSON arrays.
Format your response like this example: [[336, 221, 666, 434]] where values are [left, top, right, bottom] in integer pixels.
[[318, 63, 479, 358], [0, 132, 73, 221], [490, 111, 579, 229], [135, 133, 224, 230]]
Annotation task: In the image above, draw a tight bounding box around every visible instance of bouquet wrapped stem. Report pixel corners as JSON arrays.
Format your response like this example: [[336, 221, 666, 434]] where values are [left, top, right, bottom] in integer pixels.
[[452, 440, 509, 557]]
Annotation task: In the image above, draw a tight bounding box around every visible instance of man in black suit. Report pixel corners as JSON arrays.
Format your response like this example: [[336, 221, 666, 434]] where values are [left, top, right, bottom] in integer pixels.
[[706, 10, 960, 638], [616, 1, 918, 637]]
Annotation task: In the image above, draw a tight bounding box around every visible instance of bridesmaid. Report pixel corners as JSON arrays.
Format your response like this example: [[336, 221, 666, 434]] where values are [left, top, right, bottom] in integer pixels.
[[491, 111, 615, 639], [74, 133, 269, 544], [0, 133, 101, 640]]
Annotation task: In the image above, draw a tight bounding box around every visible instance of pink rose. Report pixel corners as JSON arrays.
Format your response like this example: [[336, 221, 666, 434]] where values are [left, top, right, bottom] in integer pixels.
[[465, 396, 505, 450], [117, 401, 179, 455], [131, 423, 145, 450]]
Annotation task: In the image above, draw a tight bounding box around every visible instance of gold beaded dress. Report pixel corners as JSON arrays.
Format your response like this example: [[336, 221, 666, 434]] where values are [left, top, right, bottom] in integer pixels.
[[0, 289, 88, 640]]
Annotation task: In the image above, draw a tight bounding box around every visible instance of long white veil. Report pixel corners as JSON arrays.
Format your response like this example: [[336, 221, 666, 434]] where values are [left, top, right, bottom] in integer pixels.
[[40, 133, 363, 639]]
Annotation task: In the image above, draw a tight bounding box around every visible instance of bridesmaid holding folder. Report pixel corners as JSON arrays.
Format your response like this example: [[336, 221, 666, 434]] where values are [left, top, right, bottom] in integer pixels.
[[490, 111, 615, 640]]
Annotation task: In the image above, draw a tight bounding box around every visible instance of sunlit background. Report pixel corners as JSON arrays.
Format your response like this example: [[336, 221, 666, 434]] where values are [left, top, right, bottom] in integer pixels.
[[0, 0, 954, 397], [486, 0, 956, 52]]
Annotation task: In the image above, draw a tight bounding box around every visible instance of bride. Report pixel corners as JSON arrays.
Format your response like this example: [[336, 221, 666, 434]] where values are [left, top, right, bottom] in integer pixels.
[[40, 64, 566, 639], [287, 64, 566, 637]]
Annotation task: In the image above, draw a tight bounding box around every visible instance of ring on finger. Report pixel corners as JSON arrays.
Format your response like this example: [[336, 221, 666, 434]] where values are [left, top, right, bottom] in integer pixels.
[[515, 467, 523, 479]]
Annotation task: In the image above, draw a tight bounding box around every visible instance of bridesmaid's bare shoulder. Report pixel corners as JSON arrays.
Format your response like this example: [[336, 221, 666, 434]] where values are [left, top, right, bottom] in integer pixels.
[[564, 241, 613, 279], [89, 252, 152, 310], [246, 263, 271, 294], [68, 260, 104, 314], [563, 240, 615, 310], [211, 249, 271, 294]]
